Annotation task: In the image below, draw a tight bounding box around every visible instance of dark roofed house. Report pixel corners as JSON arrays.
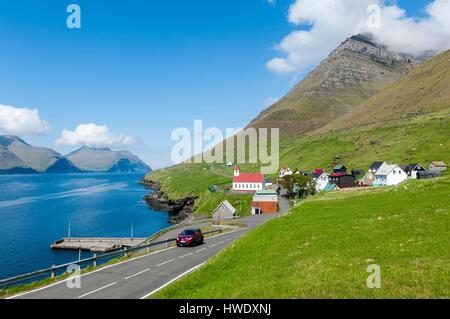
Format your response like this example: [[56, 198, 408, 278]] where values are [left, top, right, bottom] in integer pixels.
[[333, 165, 347, 174], [351, 169, 365, 177], [417, 171, 440, 180], [403, 164, 426, 179], [328, 173, 356, 188], [303, 171, 313, 178], [369, 162, 386, 174]]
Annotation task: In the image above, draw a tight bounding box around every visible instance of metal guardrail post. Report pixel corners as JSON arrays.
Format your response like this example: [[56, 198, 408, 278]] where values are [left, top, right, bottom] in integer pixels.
[[0, 229, 226, 289]]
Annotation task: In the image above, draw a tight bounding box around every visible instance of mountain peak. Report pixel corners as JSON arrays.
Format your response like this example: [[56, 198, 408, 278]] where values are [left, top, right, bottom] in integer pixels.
[[67, 146, 150, 173], [72, 146, 112, 153], [0, 135, 29, 147], [329, 33, 421, 67], [247, 33, 427, 136]]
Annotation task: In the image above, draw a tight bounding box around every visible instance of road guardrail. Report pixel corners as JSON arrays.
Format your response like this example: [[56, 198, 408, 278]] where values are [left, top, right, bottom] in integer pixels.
[[0, 229, 222, 289]]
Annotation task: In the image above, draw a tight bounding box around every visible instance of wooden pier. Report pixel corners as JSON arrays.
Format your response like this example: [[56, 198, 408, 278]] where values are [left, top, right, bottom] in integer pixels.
[[51, 238, 146, 253]]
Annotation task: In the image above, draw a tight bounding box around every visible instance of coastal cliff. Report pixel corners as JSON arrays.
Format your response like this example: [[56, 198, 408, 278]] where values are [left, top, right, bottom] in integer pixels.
[[141, 179, 197, 224]]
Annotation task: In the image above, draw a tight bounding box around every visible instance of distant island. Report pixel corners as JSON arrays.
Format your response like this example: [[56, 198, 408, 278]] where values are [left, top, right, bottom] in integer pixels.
[[0, 135, 151, 174]]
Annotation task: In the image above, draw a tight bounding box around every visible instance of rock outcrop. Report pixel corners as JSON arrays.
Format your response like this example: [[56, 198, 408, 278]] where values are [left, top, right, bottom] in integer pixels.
[[144, 191, 197, 224]]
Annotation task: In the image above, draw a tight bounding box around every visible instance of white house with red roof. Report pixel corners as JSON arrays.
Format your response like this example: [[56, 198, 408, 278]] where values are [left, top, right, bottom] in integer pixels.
[[232, 166, 265, 193]]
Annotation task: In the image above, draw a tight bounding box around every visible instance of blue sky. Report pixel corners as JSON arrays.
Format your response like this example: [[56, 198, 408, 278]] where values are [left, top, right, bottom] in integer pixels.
[[0, 0, 440, 168]]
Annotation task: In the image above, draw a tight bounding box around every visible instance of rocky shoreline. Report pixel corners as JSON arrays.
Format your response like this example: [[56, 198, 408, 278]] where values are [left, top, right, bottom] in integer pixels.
[[140, 178, 197, 224]]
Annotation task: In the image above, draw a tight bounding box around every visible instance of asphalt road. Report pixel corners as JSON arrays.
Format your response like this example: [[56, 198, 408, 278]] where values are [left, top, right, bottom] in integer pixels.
[[9, 214, 277, 299]]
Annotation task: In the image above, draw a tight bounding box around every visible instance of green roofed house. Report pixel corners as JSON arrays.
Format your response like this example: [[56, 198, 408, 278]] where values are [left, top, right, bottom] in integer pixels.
[[333, 165, 347, 174], [323, 183, 339, 192]]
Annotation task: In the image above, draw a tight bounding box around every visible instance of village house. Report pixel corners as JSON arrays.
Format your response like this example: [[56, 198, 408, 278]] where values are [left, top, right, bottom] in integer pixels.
[[368, 162, 386, 174], [358, 172, 376, 187], [429, 161, 447, 174], [313, 172, 329, 192], [328, 173, 356, 188], [251, 190, 278, 215], [264, 177, 274, 188], [403, 163, 426, 179], [333, 165, 347, 174], [417, 171, 440, 180], [351, 169, 365, 177], [212, 200, 236, 220], [279, 166, 293, 178], [374, 164, 407, 186], [323, 183, 339, 192], [232, 166, 265, 193]]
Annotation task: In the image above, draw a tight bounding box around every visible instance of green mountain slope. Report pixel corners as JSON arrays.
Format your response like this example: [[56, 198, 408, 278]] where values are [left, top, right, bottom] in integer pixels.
[[145, 39, 449, 213], [154, 177, 450, 299]]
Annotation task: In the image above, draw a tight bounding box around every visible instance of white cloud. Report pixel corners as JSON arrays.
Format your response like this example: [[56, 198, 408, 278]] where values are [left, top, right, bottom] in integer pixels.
[[55, 123, 137, 148], [0, 104, 50, 136], [267, 0, 450, 75]]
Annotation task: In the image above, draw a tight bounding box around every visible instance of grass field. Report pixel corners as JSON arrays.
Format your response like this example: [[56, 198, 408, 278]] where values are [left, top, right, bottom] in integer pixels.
[[153, 177, 450, 299], [145, 117, 449, 217]]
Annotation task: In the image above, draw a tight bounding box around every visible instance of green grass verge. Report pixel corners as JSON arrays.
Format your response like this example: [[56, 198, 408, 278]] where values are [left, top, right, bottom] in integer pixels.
[[153, 177, 450, 299]]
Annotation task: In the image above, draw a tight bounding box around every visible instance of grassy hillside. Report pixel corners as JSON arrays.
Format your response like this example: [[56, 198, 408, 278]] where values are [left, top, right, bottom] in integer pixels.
[[145, 47, 449, 216], [154, 177, 450, 299], [146, 163, 257, 217], [279, 119, 449, 172], [146, 117, 448, 200]]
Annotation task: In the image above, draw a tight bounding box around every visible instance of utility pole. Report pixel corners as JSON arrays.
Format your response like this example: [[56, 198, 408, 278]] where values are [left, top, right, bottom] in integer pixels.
[[131, 222, 134, 242]]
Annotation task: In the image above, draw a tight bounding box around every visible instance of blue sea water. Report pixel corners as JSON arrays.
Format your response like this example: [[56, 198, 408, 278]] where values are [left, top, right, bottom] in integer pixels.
[[0, 173, 170, 281]]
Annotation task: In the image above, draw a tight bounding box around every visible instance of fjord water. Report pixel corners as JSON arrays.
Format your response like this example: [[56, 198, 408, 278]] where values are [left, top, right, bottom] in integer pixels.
[[0, 173, 170, 280]]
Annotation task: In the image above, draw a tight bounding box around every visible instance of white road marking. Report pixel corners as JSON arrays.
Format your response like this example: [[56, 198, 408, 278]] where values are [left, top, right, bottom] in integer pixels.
[[196, 248, 207, 253], [125, 268, 151, 280], [78, 282, 117, 299], [179, 253, 193, 259], [8, 227, 249, 299], [218, 241, 225, 244], [7, 246, 175, 299], [155, 259, 175, 267], [140, 263, 205, 299], [209, 244, 217, 248]]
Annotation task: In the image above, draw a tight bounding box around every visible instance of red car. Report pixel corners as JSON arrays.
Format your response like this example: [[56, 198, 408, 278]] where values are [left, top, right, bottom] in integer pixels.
[[176, 229, 204, 247]]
